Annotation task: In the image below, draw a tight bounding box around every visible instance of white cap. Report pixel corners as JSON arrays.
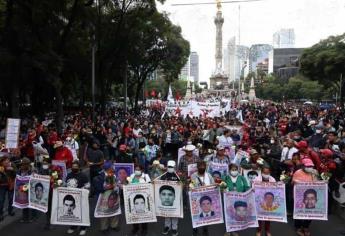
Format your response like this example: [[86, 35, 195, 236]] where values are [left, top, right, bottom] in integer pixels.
[[184, 144, 196, 152], [167, 160, 176, 167]]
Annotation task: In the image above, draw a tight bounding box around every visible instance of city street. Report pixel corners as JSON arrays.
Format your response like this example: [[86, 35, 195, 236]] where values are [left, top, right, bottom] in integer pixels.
[[0, 200, 344, 236]]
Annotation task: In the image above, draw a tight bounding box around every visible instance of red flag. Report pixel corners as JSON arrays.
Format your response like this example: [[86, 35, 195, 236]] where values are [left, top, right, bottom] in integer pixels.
[[175, 91, 181, 100]]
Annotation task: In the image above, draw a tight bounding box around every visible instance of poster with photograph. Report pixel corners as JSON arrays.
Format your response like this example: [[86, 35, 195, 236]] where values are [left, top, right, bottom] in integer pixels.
[[207, 162, 229, 179], [29, 174, 51, 213], [188, 164, 198, 177], [253, 182, 287, 223], [13, 175, 30, 209], [154, 180, 183, 218], [51, 160, 67, 183], [51, 187, 90, 226], [293, 181, 328, 220], [114, 163, 134, 184], [5, 118, 20, 149], [242, 169, 261, 187], [94, 189, 121, 218], [189, 185, 223, 228], [224, 189, 258, 232], [123, 183, 157, 224]]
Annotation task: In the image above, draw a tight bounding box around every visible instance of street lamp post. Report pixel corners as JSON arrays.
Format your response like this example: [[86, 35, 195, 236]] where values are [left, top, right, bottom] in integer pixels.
[[238, 61, 247, 101], [91, 39, 96, 122]]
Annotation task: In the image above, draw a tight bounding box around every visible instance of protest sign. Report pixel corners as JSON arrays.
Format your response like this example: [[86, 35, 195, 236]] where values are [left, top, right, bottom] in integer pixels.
[[114, 163, 134, 184], [253, 182, 287, 223], [13, 175, 30, 209], [94, 189, 121, 218], [234, 150, 249, 166], [5, 118, 20, 149], [189, 185, 223, 228], [293, 181, 328, 220], [123, 183, 157, 224], [243, 169, 261, 187], [207, 162, 229, 179], [154, 180, 183, 218], [51, 187, 90, 226], [52, 160, 67, 183], [29, 174, 51, 213], [224, 189, 258, 232]]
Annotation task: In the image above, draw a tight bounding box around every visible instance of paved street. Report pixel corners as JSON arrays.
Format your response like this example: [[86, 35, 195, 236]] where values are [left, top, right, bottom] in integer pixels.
[[1, 200, 344, 236]]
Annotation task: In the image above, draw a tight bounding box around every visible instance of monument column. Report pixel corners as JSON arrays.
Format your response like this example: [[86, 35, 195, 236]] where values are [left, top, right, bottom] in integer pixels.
[[214, 0, 224, 72]]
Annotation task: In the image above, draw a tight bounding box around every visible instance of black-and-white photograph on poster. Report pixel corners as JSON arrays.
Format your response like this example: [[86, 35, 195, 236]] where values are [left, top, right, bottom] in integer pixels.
[[29, 174, 51, 213], [51, 187, 90, 226]]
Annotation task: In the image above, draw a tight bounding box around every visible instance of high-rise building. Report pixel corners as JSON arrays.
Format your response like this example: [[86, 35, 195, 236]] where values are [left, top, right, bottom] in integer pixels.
[[224, 37, 249, 83], [179, 57, 190, 80], [190, 52, 199, 84], [248, 44, 273, 74], [273, 29, 295, 48]]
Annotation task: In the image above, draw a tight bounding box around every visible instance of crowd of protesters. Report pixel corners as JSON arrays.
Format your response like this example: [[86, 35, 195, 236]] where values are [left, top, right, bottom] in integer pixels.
[[0, 101, 345, 236]]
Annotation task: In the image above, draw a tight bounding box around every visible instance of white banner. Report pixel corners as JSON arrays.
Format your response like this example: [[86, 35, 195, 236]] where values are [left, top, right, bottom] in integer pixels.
[[154, 180, 183, 218], [5, 118, 20, 149], [29, 174, 51, 213], [51, 187, 90, 226], [164, 101, 223, 118], [123, 183, 157, 224]]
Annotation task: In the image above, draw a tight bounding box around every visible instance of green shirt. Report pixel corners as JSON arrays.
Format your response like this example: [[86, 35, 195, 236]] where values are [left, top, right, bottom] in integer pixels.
[[223, 175, 250, 193]]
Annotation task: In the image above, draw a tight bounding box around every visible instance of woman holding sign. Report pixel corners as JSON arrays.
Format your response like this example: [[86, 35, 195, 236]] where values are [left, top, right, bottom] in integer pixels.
[[292, 158, 319, 236], [222, 164, 250, 236]]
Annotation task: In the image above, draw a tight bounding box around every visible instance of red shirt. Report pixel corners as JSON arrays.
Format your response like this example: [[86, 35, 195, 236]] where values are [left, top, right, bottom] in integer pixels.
[[54, 147, 73, 168]]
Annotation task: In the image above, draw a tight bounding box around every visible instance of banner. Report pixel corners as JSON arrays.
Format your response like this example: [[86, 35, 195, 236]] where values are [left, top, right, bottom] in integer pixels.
[[207, 162, 229, 179], [123, 183, 157, 224], [5, 118, 20, 149], [243, 169, 261, 187], [94, 189, 121, 218], [52, 160, 67, 183], [189, 185, 223, 228], [164, 101, 222, 118], [29, 174, 51, 213], [293, 182, 328, 220], [224, 189, 258, 232], [13, 175, 30, 209], [253, 182, 287, 223], [114, 163, 134, 185], [154, 180, 183, 218], [188, 164, 198, 177], [234, 150, 249, 166], [51, 187, 90, 226]]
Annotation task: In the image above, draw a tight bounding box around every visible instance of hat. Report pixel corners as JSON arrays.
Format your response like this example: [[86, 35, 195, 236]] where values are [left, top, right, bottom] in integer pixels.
[[103, 161, 112, 170], [315, 125, 323, 130], [301, 158, 314, 167], [119, 144, 127, 152], [153, 160, 160, 165], [53, 141, 63, 149], [216, 144, 225, 150], [295, 141, 308, 149], [21, 157, 31, 165], [184, 144, 196, 152], [167, 160, 176, 168], [320, 149, 333, 158], [250, 149, 258, 155], [308, 120, 316, 126]]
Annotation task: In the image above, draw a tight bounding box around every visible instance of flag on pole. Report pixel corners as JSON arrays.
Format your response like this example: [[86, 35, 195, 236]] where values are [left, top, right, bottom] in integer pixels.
[[167, 84, 174, 102]]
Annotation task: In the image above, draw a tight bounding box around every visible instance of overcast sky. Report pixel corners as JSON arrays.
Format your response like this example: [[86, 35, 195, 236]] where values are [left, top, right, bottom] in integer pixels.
[[157, 0, 345, 83]]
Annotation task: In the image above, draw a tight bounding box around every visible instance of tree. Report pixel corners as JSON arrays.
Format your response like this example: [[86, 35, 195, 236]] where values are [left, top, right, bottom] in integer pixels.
[[300, 33, 345, 104]]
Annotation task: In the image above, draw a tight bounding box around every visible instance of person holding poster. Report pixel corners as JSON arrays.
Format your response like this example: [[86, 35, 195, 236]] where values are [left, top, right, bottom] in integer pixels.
[[93, 161, 120, 233], [157, 160, 181, 236], [65, 161, 90, 236], [222, 164, 250, 236], [190, 161, 215, 236], [253, 166, 276, 236], [127, 164, 151, 236], [15, 157, 35, 223], [292, 158, 319, 236]]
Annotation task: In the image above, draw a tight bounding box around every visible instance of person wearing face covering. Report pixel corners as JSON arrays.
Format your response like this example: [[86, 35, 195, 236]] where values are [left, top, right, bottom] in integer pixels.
[[158, 160, 180, 236], [292, 158, 319, 236], [65, 161, 90, 236], [253, 166, 276, 236], [190, 161, 214, 236], [222, 164, 250, 236]]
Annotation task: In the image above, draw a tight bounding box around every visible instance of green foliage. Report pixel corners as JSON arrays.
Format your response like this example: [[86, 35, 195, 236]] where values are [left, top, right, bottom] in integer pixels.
[[256, 75, 326, 102]]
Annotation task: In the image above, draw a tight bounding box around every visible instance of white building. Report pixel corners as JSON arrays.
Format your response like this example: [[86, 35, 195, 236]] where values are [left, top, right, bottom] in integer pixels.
[[273, 29, 295, 49], [190, 52, 199, 84]]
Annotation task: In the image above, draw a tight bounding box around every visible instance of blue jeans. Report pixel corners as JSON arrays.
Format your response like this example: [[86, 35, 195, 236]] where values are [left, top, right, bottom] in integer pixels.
[[0, 186, 14, 216]]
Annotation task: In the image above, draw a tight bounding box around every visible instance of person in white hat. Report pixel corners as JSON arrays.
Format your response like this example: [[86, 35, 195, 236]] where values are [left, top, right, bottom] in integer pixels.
[[158, 160, 180, 236], [209, 144, 231, 164], [178, 144, 199, 177]]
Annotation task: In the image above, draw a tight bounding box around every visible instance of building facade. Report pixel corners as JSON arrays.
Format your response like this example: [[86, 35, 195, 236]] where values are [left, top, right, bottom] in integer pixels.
[[273, 28, 295, 48], [190, 52, 199, 84], [248, 44, 273, 74]]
